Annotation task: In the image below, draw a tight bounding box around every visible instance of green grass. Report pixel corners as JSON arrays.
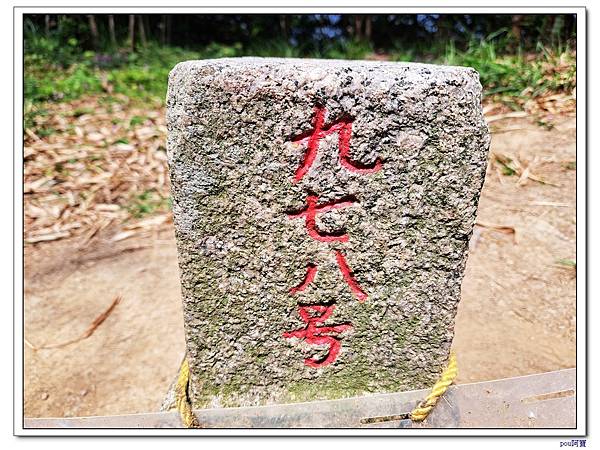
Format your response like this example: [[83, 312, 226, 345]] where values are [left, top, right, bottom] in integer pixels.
[[25, 41, 200, 105], [440, 36, 575, 104], [129, 115, 146, 127], [126, 189, 170, 218], [24, 34, 576, 112], [556, 258, 576, 269]]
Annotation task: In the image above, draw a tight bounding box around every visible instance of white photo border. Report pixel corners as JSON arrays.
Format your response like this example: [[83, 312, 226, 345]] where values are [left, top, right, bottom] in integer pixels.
[[12, 3, 587, 438]]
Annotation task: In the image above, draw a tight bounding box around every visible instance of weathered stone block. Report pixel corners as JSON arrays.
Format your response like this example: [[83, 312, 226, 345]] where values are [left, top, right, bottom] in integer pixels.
[[167, 57, 490, 408]]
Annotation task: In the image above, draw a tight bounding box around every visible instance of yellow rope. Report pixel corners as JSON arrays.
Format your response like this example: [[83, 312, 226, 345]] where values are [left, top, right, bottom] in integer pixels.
[[409, 351, 458, 422], [174, 352, 456, 426], [175, 358, 200, 428]]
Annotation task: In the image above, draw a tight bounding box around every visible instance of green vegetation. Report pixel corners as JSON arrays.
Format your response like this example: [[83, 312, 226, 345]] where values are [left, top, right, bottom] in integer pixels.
[[24, 14, 576, 114], [443, 34, 575, 105], [25, 39, 199, 104], [127, 189, 170, 218], [556, 258, 576, 269], [25, 37, 575, 108]]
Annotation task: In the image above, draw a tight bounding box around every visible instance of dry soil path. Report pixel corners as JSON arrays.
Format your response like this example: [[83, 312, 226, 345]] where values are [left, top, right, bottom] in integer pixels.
[[24, 116, 576, 418]]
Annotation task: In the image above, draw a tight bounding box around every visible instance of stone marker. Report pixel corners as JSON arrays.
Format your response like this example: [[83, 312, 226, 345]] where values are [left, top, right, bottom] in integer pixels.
[[167, 57, 490, 409]]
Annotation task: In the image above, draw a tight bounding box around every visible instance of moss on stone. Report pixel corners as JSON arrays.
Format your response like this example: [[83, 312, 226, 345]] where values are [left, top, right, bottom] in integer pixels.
[[168, 58, 490, 408]]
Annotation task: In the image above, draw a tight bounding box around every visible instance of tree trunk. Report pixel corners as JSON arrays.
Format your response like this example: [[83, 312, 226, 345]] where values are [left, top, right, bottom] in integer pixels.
[[354, 15, 363, 40], [108, 15, 117, 47], [45, 15, 50, 36], [364, 15, 372, 41], [144, 16, 151, 43], [128, 14, 135, 52], [159, 15, 167, 45], [279, 15, 288, 40], [511, 15, 523, 44], [87, 15, 99, 49], [166, 15, 172, 45], [137, 15, 147, 47]]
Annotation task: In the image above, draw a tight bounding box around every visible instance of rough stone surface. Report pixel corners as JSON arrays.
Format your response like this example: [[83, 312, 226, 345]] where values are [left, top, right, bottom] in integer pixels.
[[167, 57, 490, 408]]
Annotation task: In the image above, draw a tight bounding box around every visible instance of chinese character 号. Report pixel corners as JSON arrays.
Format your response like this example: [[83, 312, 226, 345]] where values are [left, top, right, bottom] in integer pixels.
[[283, 304, 352, 367]]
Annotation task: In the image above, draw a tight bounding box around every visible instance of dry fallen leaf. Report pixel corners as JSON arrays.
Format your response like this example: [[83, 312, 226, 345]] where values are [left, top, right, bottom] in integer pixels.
[[86, 132, 105, 142], [111, 230, 138, 242], [123, 214, 170, 230], [475, 221, 517, 243], [24, 96, 171, 244], [476, 221, 516, 234], [485, 111, 529, 123], [25, 296, 122, 350], [529, 201, 570, 208], [95, 203, 121, 212], [25, 231, 71, 243], [114, 143, 135, 152]]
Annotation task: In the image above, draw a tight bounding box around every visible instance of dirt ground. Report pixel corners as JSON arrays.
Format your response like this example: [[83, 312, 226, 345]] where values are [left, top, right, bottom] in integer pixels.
[[23, 116, 576, 418]]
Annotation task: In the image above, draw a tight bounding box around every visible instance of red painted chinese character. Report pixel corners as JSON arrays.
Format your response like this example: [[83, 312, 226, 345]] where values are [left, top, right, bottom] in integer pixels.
[[289, 263, 318, 295], [287, 195, 356, 243], [335, 251, 368, 302], [291, 106, 383, 183], [283, 304, 352, 367], [289, 252, 367, 302]]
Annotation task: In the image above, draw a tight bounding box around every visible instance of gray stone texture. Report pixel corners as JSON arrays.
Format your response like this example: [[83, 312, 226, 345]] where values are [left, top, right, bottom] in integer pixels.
[[167, 57, 490, 408]]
